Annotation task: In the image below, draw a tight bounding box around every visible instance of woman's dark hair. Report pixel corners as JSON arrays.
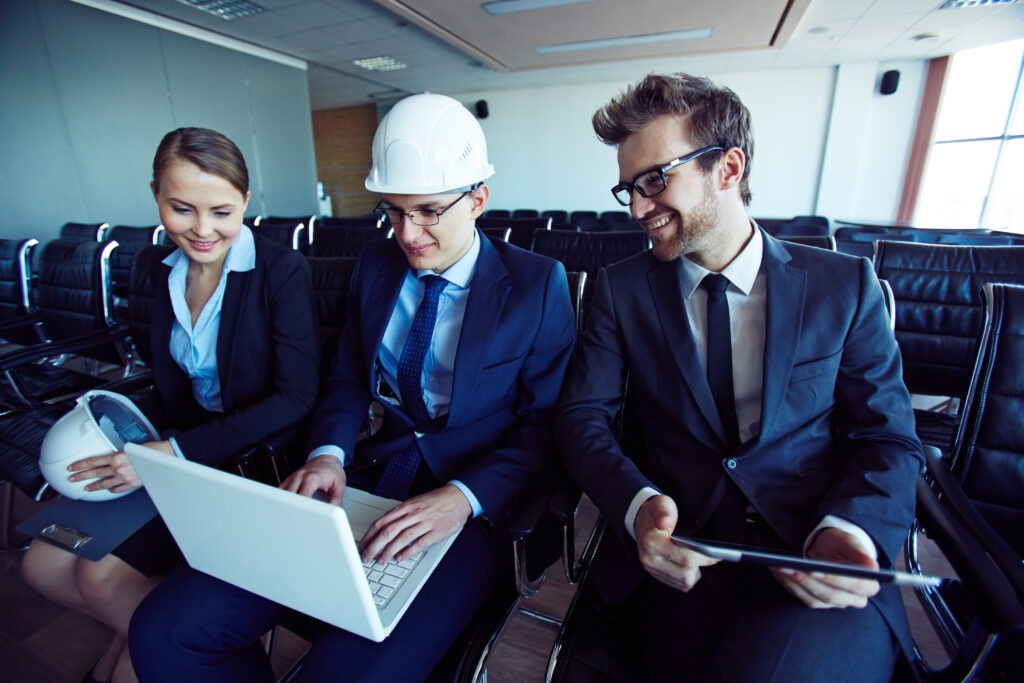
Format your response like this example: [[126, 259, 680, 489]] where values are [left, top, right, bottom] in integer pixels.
[[593, 73, 754, 206], [152, 127, 249, 196]]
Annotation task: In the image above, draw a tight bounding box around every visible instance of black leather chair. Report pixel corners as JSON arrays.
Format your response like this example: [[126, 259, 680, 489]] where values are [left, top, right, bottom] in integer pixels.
[[483, 209, 511, 219], [104, 225, 165, 324], [873, 241, 1024, 451], [542, 210, 569, 223], [255, 219, 307, 253], [778, 234, 837, 250], [476, 216, 552, 250], [513, 208, 540, 218], [755, 215, 830, 237], [0, 240, 129, 408], [310, 225, 389, 258], [0, 238, 45, 347], [480, 226, 511, 243], [59, 221, 110, 242], [529, 230, 648, 311]]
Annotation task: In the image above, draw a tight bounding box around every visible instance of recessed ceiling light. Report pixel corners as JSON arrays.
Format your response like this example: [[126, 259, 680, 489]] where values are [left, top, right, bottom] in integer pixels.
[[174, 0, 264, 21], [353, 56, 408, 72], [912, 32, 943, 41], [808, 26, 830, 34], [938, 0, 1018, 8], [536, 27, 713, 54], [482, 0, 592, 15]]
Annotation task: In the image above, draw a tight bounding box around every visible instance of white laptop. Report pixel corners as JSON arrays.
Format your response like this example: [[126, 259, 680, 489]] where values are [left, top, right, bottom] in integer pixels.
[[125, 443, 459, 642]]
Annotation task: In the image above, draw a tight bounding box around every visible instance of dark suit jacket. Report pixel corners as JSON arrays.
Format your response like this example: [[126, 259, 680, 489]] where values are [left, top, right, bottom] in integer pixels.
[[306, 231, 576, 527], [557, 230, 923, 648], [142, 234, 320, 467]]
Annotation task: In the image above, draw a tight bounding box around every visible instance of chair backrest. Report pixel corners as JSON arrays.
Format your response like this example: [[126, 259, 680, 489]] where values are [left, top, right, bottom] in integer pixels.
[[530, 229, 649, 278], [778, 235, 837, 250], [480, 227, 511, 243], [105, 225, 162, 322], [483, 209, 511, 218], [310, 225, 388, 258], [512, 208, 539, 218], [542, 209, 568, 222], [0, 239, 38, 336], [476, 216, 552, 249], [949, 283, 1024, 555], [34, 239, 121, 364], [306, 256, 357, 368], [128, 244, 176, 365], [873, 241, 1024, 399], [60, 221, 110, 242], [255, 220, 307, 253]]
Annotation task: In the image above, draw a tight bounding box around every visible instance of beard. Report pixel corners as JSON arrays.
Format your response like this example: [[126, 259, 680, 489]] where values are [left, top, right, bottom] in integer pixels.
[[650, 176, 720, 263]]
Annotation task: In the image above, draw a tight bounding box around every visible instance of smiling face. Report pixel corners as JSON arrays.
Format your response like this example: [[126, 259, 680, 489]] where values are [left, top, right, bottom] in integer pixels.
[[382, 184, 488, 274], [152, 160, 250, 269]]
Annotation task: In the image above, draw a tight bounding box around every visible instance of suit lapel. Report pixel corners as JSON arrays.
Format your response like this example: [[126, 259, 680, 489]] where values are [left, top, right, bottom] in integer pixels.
[[364, 245, 408, 401], [648, 258, 723, 447], [758, 234, 805, 441], [448, 235, 509, 427], [217, 268, 251, 399]]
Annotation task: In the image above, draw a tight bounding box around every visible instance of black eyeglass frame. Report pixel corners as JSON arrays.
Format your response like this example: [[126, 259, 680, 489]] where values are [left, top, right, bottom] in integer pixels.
[[374, 183, 481, 227], [610, 146, 726, 206]]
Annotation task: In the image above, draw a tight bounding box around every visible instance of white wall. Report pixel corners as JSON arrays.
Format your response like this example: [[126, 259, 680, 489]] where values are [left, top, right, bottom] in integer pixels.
[[462, 61, 926, 225]]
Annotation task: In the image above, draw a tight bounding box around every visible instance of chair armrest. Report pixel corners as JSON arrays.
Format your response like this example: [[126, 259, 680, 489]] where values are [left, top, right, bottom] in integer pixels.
[[922, 446, 1024, 596], [0, 313, 41, 333], [0, 325, 129, 371], [915, 475, 1024, 635]]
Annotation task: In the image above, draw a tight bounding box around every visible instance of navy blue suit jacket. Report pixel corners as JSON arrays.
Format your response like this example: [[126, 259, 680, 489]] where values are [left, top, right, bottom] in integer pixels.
[[143, 235, 320, 467], [557, 230, 923, 649], [307, 231, 576, 526]]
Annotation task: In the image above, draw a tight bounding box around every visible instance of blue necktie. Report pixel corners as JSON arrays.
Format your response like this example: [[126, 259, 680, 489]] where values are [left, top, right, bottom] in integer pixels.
[[701, 274, 739, 449], [374, 274, 448, 499]]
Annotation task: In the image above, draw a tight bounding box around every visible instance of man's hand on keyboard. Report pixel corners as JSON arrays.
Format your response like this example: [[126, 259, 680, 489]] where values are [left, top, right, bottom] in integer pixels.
[[280, 454, 347, 506], [360, 484, 471, 564]]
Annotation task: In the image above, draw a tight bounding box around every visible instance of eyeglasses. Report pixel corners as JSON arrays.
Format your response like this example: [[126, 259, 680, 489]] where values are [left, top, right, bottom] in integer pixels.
[[375, 189, 474, 227], [610, 146, 725, 206]]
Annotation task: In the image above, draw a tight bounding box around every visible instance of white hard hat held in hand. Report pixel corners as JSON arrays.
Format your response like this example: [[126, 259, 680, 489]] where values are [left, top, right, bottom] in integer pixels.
[[40, 390, 160, 502]]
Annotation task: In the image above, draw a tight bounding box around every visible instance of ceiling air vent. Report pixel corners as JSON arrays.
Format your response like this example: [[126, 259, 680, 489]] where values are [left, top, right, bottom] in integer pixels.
[[174, 0, 265, 21], [938, 0, 1018, 9]]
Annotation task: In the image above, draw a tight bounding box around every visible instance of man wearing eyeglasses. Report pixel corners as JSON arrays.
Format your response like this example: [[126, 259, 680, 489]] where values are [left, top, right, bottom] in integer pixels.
[[131, 93, 575, 682], [556, 73, 923, 681]]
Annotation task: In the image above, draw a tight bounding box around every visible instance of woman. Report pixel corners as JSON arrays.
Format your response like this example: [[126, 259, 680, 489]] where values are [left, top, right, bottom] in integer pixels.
[[21, 127, 320, 683]]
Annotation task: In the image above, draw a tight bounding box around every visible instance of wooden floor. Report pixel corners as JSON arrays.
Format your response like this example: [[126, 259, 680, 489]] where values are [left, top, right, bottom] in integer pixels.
[[2, 488, 952, 682]]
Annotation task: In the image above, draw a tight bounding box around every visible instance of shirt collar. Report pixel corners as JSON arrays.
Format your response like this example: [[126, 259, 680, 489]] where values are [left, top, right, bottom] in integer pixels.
[[414, 229, 479, 289], [680, 221, 764, 299], [162, 224, 256, 274]]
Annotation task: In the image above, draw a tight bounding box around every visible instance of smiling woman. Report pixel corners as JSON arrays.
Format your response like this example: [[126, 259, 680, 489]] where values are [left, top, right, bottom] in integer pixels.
[[19, 127, 321, 683]]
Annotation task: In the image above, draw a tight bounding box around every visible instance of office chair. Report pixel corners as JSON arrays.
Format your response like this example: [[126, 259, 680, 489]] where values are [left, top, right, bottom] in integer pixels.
[[310, 225, 389, 258], [255, 220, 307, 253], [873, 241, 1024, 451], [528, 230, 648, 304], [59, 222, 110, 242], [778, 234, 837, 250], [476, 216, 552, 250], [104, 225, 164, 324], [0, 238, 45, 347], [480, 226, 511, 243]]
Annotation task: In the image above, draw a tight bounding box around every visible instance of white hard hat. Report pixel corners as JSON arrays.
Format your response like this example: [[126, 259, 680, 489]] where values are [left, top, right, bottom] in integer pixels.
[[365, 93, 495, 195], [40, 390, 160, 502]]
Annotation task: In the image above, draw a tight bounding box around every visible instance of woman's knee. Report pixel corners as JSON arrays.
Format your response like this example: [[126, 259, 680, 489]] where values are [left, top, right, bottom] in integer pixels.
[[74, 553, 143, 606]]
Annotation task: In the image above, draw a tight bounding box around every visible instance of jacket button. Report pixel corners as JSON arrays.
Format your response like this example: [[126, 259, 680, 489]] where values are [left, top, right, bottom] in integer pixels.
[[725, 458, 738, 470]]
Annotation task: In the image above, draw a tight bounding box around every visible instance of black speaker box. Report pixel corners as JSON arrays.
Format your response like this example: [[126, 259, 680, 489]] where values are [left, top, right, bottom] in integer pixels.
[[880, 70, 900, 96], [475, 99, 489, 119]]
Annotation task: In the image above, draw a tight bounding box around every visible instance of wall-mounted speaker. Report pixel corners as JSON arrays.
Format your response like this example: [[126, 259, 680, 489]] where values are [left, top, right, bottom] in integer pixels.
[[880, 70, 900, 96], [475, 99, 489, 119]]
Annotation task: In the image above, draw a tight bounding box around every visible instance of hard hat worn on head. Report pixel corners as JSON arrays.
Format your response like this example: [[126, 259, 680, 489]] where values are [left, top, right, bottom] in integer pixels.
[[40, 390, 160, 502], [365, 93, 495, 195]]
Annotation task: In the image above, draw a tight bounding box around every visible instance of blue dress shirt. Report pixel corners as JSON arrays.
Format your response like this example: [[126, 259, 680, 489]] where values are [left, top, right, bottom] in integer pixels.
[[163, 226, 256, 456]]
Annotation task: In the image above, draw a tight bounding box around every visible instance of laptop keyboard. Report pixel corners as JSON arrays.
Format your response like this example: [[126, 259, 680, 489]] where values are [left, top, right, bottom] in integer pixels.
[[361, 551, 424, 609]]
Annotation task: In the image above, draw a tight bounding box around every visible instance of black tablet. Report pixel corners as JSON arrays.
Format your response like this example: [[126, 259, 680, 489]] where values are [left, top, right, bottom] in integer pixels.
[[671, 536, 943, 588]]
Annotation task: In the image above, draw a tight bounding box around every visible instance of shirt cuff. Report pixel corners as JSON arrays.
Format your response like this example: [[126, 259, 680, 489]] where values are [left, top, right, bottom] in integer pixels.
[[308, 445, 347, 467], [449, 480, 483, 518], [805, 515, 878, 561], [168, 437, 186, 460], [625, 486, 662, 541]]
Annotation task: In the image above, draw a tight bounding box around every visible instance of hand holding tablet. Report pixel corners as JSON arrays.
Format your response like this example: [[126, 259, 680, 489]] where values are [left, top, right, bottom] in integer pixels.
[[671, 536, 944, 589]]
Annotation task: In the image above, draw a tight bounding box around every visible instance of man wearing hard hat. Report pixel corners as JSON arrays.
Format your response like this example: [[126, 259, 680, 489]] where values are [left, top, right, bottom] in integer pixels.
[[131, 94, 576, 681]]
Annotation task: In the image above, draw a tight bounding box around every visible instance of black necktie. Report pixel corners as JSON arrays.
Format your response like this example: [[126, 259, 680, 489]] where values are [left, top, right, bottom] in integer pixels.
[[375, 274, 448, 500], [701, 274, 739, 449]]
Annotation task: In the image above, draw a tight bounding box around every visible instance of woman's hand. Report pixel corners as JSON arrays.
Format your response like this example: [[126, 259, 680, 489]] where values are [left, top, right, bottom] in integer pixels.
[[67, 440, 175, 493]]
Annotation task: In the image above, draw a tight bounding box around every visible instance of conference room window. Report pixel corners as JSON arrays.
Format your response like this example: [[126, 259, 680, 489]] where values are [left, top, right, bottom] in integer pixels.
[[915, 38, 1024, 233]]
